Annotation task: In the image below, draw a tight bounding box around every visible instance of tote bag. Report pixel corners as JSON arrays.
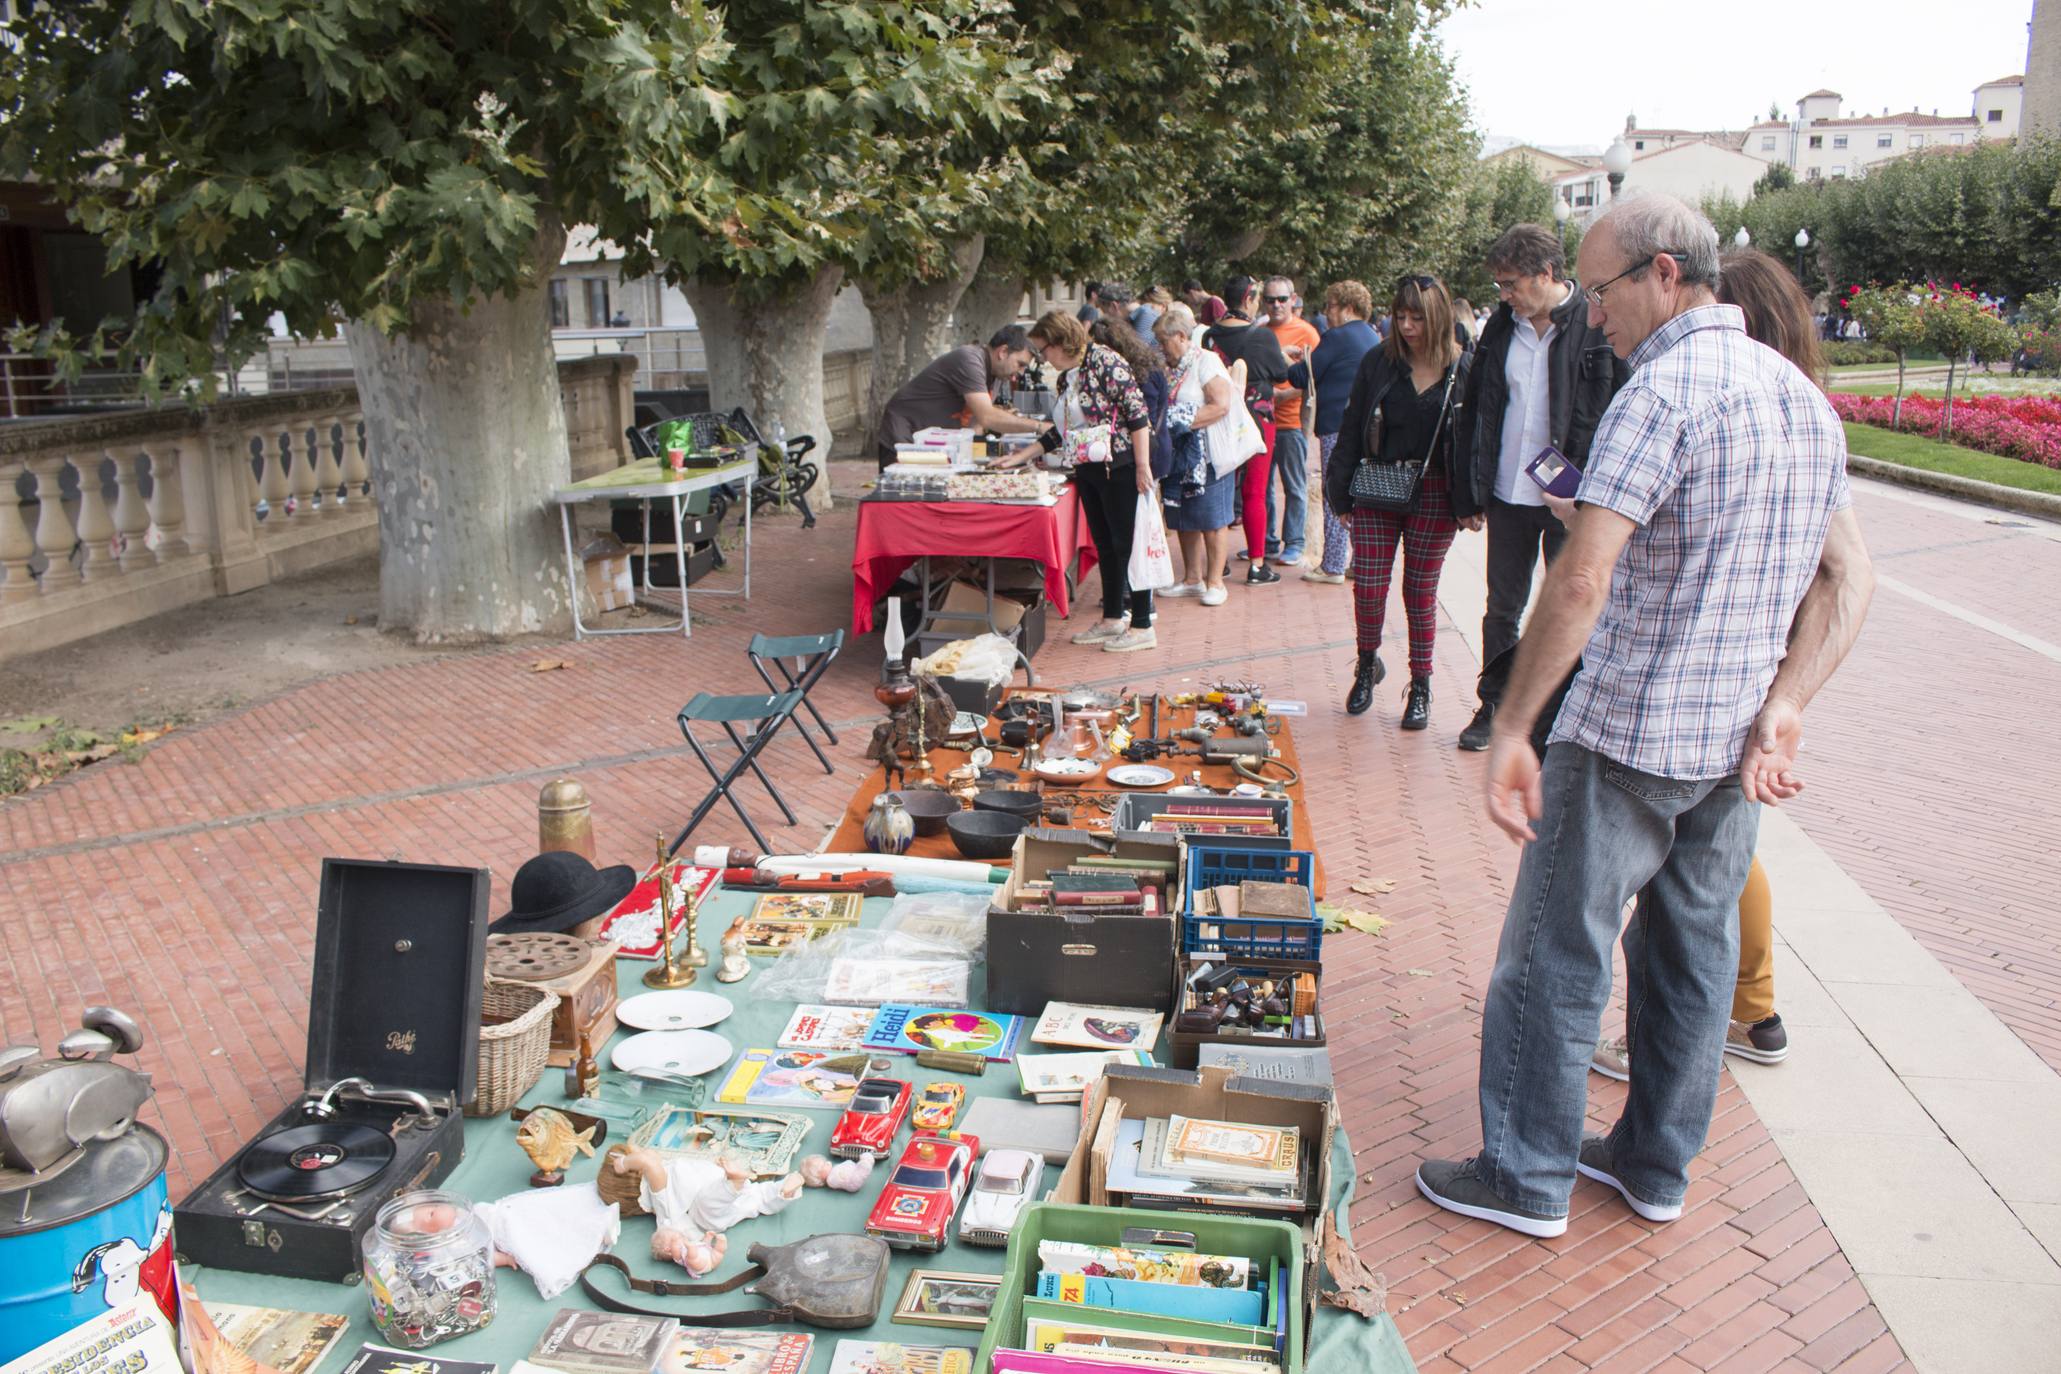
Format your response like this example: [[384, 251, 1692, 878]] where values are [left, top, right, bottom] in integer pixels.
[[1127, 488, 1177, 592], [1204, 356, 1265, 479]]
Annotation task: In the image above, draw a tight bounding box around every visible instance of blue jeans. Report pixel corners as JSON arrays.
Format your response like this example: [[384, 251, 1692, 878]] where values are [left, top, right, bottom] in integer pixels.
[[1477, 741, 1759, 1216], [1265, 428, 1309, 559]]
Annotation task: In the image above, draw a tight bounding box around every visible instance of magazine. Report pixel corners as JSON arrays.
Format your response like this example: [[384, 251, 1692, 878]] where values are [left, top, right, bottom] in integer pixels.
[[528, 1312, 676, 1374], [1037, 1240, 1251, 1289], [598, 862, 720, 959], [863, 1004, 1025, 1060], [777, 1003, 878, 1052], [822, 957, 970, 1008], [713, 1048, 892, 1110], [740, 892, 861, 956], [824, 1340, 974, 1374], [1030, 1002, 1164, 1051], [342, 1347, 497, 1374], [660, 1330, 813, 1374], [199, 1305, 350, 1374], [1014, 1050, 1156, 1101]]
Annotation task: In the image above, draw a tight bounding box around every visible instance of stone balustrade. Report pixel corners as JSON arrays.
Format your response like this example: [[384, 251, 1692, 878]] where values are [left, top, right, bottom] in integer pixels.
[[1, 354, 635, 661]]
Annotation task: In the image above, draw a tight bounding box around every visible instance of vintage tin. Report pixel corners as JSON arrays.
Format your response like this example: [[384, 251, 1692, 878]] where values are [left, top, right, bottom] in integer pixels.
[[0, 1124, 179, 1364]]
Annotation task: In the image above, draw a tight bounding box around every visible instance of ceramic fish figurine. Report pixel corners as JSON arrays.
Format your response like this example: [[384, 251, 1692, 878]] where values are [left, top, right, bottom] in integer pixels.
[[516, 1106, 597, 1187]]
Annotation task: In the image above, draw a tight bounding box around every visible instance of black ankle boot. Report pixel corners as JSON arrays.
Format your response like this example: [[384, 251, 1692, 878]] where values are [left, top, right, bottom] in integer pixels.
[[1400, 675, 1432, 731], [1346, 651, 1384, 715]]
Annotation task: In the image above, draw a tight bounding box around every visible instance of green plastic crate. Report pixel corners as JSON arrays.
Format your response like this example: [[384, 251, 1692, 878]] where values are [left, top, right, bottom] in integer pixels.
[[976, 1201, 1307, 1373]]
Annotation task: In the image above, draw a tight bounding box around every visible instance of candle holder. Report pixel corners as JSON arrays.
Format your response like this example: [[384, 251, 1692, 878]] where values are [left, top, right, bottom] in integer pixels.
[[642, 830, 696, 990]]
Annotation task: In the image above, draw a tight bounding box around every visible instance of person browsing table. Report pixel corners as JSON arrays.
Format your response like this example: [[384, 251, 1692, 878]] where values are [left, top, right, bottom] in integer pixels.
[[875, 326, 1049, 470], [1027, 310, 1160, 654]]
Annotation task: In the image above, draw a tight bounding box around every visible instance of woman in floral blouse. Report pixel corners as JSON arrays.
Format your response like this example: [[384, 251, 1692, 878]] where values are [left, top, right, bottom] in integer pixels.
[[1028, 309, 1159, 654]]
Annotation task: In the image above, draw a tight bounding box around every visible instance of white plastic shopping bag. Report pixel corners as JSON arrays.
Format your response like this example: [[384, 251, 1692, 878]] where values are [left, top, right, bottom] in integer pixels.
[[1128, 489, 1177, 592]]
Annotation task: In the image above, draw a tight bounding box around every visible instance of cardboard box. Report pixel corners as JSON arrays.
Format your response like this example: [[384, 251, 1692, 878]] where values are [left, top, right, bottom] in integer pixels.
[[1166, 955, 1326, 1070], [986, 828, 1180, 1015], [1112, 792, 1293, 851], [579, 533, 635, 614], [1052, 1061, 1336, 1315], [931, 577, 1031, 633]]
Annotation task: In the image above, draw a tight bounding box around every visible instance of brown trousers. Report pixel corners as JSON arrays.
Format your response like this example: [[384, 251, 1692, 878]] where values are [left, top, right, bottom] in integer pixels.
[[1733, 856, 1775, 1024]]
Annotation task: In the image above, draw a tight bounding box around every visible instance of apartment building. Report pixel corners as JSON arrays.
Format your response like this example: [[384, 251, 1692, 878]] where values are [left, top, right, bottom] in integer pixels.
[[1743, 80, 2023, 182]]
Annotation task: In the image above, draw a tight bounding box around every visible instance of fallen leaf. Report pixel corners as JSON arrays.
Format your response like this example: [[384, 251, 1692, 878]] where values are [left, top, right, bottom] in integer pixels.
[[343, 614, 358, 626], [0, 715, 61, 734], [1316, 902, 1386, 936], [121, 725, 173, 746], [1406, 968, 1433, 978], [1448, 1290, 1468, 1306], [1351, 878, 1397, 896], [529, 659, 575, 673], [1318, 1214, 1389, 1319], [1342, 910, 1388, 936]]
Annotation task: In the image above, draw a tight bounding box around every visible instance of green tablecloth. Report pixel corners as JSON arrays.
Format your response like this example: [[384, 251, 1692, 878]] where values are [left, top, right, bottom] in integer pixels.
[[187, 887, 1415, 1374]]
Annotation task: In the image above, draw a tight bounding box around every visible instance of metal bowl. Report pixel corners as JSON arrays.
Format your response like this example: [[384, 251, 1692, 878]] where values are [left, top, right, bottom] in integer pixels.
[[946, 809, 1029, 860], [971, 788, 1043, 822], [893, 788, 960, 837]]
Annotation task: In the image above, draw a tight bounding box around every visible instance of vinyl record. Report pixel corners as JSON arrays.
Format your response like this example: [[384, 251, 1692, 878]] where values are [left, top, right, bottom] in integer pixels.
[[236, 1121, 395, 1201]]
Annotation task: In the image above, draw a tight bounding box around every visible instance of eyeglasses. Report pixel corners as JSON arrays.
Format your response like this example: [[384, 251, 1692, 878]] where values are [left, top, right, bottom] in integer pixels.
[[1262, 294, 1292, 304], [1583, 251, 1684, 306]]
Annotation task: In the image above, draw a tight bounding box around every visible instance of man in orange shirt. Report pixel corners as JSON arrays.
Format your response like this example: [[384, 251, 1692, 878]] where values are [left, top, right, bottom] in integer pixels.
[[1263, 276, 1322, 565]]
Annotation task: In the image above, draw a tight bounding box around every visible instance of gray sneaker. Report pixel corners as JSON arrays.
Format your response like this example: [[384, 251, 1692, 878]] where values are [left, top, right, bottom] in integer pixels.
[[1575, 1135, 1682, 1222], [1415, 1157, 1567, 1238], [1068, 618, 1126, 645], [1590, 1035, 1630, 1081]]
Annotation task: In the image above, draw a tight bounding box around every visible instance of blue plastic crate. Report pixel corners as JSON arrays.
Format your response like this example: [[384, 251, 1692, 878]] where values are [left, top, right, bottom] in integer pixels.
[[1180, 845, 1322, 960]]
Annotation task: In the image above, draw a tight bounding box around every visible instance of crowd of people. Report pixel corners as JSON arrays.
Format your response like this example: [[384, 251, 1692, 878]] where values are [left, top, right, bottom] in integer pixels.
[[878, 190, 1877, 1239]]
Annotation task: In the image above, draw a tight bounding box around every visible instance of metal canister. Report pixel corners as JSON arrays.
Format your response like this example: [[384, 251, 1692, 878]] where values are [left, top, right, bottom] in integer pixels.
[[538, 777, 596, 862], [0, 1125, 178, 1363]]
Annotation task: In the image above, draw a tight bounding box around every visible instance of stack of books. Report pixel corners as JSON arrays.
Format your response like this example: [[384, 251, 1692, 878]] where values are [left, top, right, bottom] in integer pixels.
[[1126, 801, 1283, 840], [1100, 1113, 1309, 1218], [1007, 858, 1175, 916], [1015, 1049, 1156, 1103], [1000, 1239, 1288, 1371]]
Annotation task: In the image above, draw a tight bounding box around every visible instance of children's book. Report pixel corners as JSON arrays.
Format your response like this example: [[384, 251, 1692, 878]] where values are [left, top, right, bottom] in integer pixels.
[[777, 1003, 877, 1052], [823, 1340, 975, 1374], [660, 1330, 813, 1374], [1030, 1002, 1163, 1051], [862, 1004, 1025, 1060], [1014, 1050, 1155, 1102], [1035, 1241, 1252, 1290], [1034, 1272, 1266, 1326], [713, 1048, 892, 1110]]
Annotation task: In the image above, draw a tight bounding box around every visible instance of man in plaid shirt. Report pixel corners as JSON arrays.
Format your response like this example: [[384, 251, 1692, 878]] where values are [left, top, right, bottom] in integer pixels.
[[1417, 195, 1875, 1237]]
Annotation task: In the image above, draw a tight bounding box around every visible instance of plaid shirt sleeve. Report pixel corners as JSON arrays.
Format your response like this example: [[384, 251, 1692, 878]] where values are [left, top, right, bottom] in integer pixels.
[[1576, 383, 1686, 527]]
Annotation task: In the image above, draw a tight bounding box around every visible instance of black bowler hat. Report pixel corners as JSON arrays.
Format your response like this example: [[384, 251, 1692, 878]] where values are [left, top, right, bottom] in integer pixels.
[[491, 851, 639, 935]]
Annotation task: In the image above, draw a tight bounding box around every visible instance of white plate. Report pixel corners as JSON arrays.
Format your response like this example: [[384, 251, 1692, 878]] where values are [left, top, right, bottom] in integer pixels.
[[1033, 756, 1102, 781], [615, 990, 735, 1032], [1105, 764, 1175, 788], [609, 1029, 733, 1078]]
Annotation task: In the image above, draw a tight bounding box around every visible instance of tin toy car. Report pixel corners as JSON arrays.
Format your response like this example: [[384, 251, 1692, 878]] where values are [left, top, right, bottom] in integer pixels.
[[957, 1147, 1043, 1246], [911, 1081, 965, 1132], [865, 1132, 980, 1251], [828, 1077, 910, 1159]]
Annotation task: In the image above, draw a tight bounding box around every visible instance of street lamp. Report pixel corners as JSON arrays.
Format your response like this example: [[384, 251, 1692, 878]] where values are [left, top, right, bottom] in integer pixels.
[[1603, 137, 1632, 199], [1793, 226, 1811, 284], [1734, 226, 1751, 248], [1553, 197, 1570, 225]]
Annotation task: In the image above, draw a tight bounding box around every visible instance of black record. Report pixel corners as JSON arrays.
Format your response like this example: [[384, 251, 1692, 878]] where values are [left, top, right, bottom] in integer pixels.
[[236, 1122, 395, 1201]]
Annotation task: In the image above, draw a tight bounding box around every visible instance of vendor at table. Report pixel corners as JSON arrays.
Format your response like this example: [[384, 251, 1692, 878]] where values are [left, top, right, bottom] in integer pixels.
[[875, 326, 1052, 469]]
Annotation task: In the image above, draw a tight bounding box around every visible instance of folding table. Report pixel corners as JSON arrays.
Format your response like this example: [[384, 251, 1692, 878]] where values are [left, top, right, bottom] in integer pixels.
[[552, 456, 754, 639]]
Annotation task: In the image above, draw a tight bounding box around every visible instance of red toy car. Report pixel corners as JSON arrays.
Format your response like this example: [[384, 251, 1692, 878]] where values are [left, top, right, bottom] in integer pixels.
[[829, 1077, 911, 1159], [865, 1132, 981, 1251]]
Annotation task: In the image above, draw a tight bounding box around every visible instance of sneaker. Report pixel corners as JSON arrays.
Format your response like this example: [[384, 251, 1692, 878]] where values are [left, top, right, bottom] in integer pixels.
[[1069, 619, 1126, 645], [1576, 1135, 1682, 1222], [1199, 584, 1229, 606], [1240, 545, 1282, 561], [1458, 701, 1496, 751], [1245, 563, 1281, 585], [1416, 1158, 1567, 1238], [1160, 582, 1202, 598], [1590, 1036, 1629, 1081], [1103, 626, 1157, 654], [1724, 1014, 1790, 1064], [1301, 569, 1346, 584], [1277, 547, 1306, 565]]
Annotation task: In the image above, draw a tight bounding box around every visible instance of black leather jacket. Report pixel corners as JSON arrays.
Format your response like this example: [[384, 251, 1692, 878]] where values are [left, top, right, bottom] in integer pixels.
[[1323, 346, 1472, 519], [1451, 284, 1628, 521]]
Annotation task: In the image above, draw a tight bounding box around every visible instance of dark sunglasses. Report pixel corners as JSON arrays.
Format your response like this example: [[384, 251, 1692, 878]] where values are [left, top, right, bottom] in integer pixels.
[[1262, 294, 1293, 304], [1397, 273, 1437, 290]]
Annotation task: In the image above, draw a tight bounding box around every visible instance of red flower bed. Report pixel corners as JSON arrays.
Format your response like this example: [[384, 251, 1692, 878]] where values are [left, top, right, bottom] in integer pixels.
[[1831, 392, 2061, 470]]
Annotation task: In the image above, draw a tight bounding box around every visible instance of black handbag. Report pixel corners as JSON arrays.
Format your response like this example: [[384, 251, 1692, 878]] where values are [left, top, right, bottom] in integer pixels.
[[1351, 368, 1457, 513]]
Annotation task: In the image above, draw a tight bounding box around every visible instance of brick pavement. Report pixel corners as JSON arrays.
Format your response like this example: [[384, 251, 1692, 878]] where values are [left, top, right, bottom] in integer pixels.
[[0, 464, 1909, 1371]]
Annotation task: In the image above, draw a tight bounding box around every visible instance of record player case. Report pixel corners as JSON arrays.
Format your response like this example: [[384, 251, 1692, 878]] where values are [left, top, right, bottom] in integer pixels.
[[174, 857, 489, 1282]]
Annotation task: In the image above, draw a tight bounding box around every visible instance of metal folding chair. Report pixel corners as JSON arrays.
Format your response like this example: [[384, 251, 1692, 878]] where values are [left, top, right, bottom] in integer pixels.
[[746, 630, 845, 775], [668, 689, 806, 855]]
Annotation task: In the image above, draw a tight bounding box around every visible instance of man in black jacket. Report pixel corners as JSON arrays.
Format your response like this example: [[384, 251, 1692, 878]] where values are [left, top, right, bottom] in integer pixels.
[[1451, 224, 1629, 751]]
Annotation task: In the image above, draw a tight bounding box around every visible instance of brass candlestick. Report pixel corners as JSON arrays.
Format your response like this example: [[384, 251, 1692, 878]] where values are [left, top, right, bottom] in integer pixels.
[[911, 687, 935, 778], [681, 872, 708, 967], [642, 831, 696, 989]]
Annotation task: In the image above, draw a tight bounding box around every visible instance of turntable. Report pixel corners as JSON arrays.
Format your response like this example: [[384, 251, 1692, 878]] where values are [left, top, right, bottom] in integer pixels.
[[175, 858, 489, 1282]]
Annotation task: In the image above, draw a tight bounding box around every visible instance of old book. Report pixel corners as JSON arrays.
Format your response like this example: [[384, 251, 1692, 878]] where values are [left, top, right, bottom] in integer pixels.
[[529, 1310, 677, 1374], [1237, 882, 1308, 919], [200, 1305, 349, 1374], [1162, 1115, 1299, 1182]]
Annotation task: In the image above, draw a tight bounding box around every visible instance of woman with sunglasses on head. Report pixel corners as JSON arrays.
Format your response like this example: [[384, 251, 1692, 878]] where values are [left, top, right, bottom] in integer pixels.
[[1323, 272, 1478, 726], [1026, 309, 1160, 654]]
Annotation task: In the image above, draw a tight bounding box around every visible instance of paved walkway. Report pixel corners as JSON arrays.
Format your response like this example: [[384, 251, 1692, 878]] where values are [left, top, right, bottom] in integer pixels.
[[7, 466, 2048, 1371]]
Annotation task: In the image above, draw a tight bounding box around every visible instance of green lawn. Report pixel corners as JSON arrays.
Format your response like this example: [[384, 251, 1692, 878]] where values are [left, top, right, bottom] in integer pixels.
[[1843, 422, 2061, 497], [1835, 376, 2060, 399]]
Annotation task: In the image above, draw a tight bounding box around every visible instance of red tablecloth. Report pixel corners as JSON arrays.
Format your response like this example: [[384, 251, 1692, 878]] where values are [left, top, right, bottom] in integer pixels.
[[850, 486, 1098, 632]]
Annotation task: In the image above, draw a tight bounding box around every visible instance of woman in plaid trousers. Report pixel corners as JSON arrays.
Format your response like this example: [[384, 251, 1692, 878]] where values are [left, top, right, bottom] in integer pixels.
[[1322, 273, 1478, 727]]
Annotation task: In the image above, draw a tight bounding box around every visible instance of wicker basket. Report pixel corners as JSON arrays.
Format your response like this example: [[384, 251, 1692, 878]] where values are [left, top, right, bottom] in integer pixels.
[[468, 978, 560, 1117]]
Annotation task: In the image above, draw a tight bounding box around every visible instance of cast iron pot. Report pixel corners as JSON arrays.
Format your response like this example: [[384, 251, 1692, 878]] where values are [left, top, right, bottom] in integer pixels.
[[946, 809, 1029, 860], [893, 788, 960, 837], [971, 788, 1043, 822]]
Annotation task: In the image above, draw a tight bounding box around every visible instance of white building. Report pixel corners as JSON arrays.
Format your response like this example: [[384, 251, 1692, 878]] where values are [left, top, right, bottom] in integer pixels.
[[1552, 138, 1766, 225], [1741, 80, 2023, 182]]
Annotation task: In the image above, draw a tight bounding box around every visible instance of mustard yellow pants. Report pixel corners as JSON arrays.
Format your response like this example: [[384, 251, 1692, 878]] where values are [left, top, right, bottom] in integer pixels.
[[1733, 856, 1774, 1024]]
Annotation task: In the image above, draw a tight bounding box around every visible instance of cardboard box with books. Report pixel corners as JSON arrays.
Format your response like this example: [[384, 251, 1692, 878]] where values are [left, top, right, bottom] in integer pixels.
[[1050, 1061, 1337, 1319], [986, 829, 1180, 1016]]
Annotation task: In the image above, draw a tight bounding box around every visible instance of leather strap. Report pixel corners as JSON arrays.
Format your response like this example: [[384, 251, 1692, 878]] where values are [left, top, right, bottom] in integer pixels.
[[579, 1254, 794, 1326]]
